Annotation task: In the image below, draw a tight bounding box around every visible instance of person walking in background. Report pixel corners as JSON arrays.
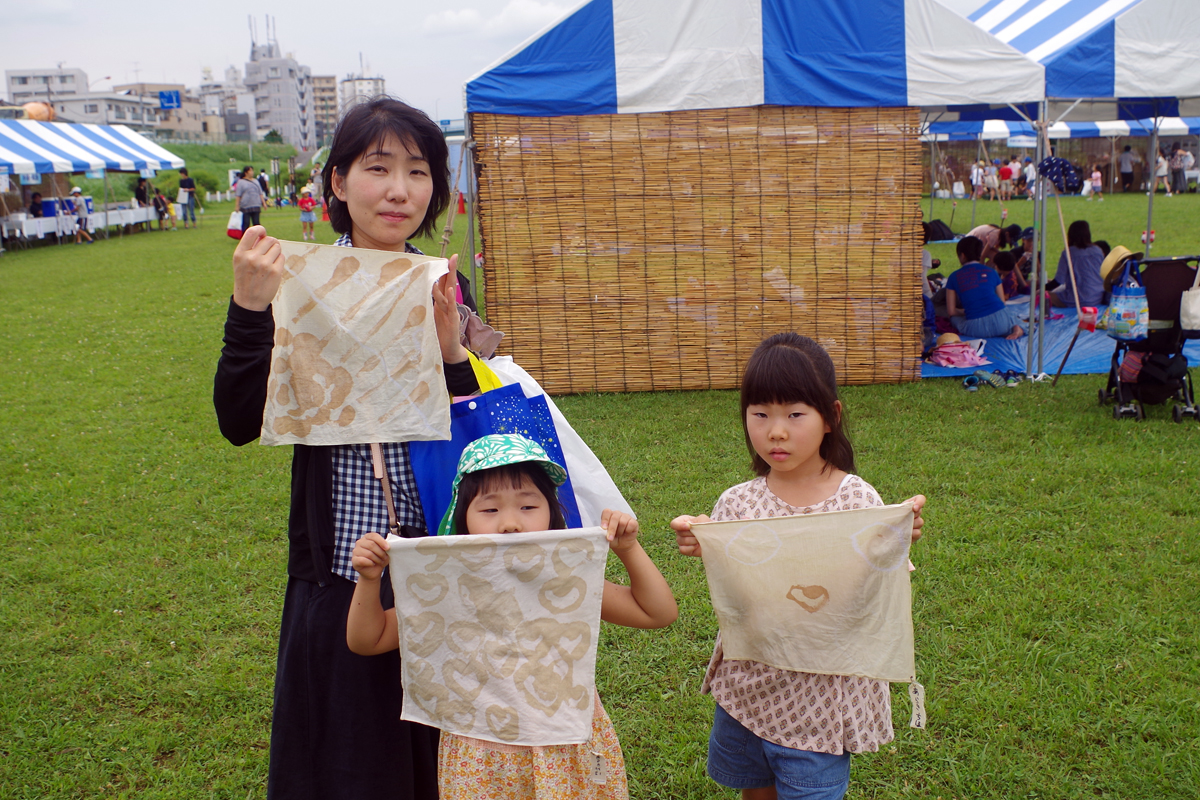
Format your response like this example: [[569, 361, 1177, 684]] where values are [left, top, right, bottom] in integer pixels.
[[970, 160, 984, 199], [1023, 157, 1037, 199], [68, 187, 94, 244], [1088, 164, 1104, 201], [178, 167, 197, 228], [234, 165, 264, 231], [1169, 144, 1187, 195], [1152, 150, 1172, 196], [983, 160, 999, 200], [1118, 145, 1136, 192], [297, 185, 318, 241]]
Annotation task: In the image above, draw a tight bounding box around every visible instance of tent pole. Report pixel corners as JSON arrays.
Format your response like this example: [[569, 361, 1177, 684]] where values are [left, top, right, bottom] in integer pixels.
[[1026, 110, 1043, 376], [1145, 115, 1159, 256], [1037, 99, 1050, 375], [971, 134, 980, 228], [928, 140, 936, 219]]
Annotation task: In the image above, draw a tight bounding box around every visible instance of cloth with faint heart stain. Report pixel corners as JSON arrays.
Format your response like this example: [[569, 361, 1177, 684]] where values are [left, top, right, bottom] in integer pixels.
[[262, 241, 451, 446], [387, 527, 609, 746], [690, 503, 915, 682]]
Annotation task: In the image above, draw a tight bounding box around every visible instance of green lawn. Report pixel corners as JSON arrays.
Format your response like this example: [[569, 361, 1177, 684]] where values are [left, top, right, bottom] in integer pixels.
[[1, 203, 1197, 798]]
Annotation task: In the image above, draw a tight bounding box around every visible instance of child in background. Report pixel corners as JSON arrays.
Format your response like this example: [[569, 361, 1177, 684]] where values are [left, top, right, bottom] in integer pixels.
[[1090, 165, 1104, 201], [348, 434, 678, 800], [993, 250, 1028, 299], [298, 185, 318, 241], [673, 334, 925, 800]]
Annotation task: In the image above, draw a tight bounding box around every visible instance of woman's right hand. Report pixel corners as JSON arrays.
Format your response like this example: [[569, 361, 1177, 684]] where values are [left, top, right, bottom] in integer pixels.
[[232, 226, 285, 312], [671, 514, 711, 557], [351, 532, 390, 581]]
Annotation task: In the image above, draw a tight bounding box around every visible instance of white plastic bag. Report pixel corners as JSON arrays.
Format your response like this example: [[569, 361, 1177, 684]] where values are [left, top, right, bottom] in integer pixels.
[[1081, 181, 1092, 197], [226, 211, 243, 239], [1181, 264, 1200, 336]]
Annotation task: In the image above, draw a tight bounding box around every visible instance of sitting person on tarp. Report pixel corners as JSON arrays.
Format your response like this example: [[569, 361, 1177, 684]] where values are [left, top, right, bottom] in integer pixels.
[[945, 236, 1026, 340], [993, 250, 1028, 299], [1048, 220, 1105, 308], [967, 222, 1022, 266]]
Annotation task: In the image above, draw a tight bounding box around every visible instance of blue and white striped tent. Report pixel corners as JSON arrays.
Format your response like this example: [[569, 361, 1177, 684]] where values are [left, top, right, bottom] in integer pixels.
[[923, 116, 1200, 141], [966, 0, 1200, 100], [0, 120, 184, 175], [465, 0, 1045, 116]]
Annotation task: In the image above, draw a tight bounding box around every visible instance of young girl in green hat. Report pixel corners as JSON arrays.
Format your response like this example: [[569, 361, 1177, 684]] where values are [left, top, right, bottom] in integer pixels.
[[347, 433, 677, 800]]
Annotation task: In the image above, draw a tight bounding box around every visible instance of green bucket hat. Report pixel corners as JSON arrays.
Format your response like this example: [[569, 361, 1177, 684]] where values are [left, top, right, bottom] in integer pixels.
[[436, 433, 568, 536]]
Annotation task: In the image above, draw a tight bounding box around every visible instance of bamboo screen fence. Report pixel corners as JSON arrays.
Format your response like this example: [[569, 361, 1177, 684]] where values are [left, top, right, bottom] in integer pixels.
[[470, 106, 924, 395]]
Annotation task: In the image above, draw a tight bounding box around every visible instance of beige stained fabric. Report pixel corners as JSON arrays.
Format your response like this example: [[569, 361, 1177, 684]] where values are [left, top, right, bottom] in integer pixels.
[[261, 241, 451, 446], [387, 528, 609, 747], [691, 503, 915, 683]]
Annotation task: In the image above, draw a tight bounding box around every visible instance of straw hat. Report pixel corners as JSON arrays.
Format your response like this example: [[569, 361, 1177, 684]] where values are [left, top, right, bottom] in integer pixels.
[[1100, 245, 1143, 289], [302, 184, 315, 195], [936, 332, 961, 346]]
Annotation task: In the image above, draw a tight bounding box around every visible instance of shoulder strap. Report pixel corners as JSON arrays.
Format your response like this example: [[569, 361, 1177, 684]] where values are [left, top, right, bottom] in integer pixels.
[[370, 443, 400, 537]]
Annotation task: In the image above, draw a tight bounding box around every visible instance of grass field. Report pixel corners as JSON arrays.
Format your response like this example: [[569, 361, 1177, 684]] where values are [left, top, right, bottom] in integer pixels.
[[1, 198, 1198, 799]]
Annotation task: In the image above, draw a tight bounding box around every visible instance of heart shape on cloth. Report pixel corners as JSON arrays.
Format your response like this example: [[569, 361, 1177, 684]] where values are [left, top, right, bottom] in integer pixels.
[[504, 542, 547, 582], [850, 521, 909, 572], [406, 572, 449, 606], [444, 657, 489, 702], [786, 585, 830, 613], [453, 540, 498, 571], [403, 611, 445, 658], [551, 538, 595, 576], [482, 634, 522, 679], [406, 659, 448, 716], [538, 575, 587, 615], [485, 704, 521, 742], [446, 621, 485, 657]]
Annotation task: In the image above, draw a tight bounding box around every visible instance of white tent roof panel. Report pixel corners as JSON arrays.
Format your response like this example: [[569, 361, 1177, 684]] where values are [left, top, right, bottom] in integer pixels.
[[0, 120, 184, 175]]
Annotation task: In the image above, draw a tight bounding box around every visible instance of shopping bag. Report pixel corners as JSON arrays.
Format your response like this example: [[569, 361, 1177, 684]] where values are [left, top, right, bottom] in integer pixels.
[[1098, 263, 1148, 341], [408, 383, 583, 534], [1181, 263, 1200, 338], [176, 189, 188, 204], [226, 211, 244, 239], [1080, 180, 1092, 197]]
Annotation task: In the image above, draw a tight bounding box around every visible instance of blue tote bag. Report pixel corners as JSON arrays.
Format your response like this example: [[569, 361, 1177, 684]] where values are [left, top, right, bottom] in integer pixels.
[[408, 382, 582, 534]]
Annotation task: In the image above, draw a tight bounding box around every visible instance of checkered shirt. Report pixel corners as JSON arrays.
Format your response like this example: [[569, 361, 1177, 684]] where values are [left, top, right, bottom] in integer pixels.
[[328, 231, 428, 581]]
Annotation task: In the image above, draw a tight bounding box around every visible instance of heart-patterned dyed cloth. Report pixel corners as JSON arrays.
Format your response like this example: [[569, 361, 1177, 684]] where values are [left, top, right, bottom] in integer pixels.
[[262, 241, 451, 446], [691, 503, 916, 683], [386, 527, 609, 746]]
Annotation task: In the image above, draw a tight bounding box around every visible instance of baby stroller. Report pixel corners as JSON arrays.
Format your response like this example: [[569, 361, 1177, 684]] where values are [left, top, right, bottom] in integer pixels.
[[1099, 255, 1199, 422]]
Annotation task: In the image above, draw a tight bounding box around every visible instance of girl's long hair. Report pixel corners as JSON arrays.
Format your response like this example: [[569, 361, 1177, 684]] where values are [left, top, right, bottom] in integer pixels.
[[322, 96, 450, 240], [451, 462, 567, 536], [740, 333, 855, 476]]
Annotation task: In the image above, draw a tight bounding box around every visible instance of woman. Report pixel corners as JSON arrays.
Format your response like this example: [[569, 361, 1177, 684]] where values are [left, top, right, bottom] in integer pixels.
[[1049, 220, 1105, 308], [945, 235, 1025, 340], [1152, 150, 1172, 196], [214, 97, 476, 800]]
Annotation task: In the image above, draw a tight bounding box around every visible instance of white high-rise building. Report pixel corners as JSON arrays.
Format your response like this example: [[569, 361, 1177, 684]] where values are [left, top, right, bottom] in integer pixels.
[[339, 76, 386, 116], [241, 18, 314, 149]]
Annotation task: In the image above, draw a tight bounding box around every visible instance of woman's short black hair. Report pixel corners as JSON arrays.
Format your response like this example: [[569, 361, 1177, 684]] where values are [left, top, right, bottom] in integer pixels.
[[1067, 220, 1092, 249], [957, 235, 983, 262], [179, 167, 188, 176], [740, 333, 855, 477], [451, 462, 566, 536], [323, 96, 449, 240]]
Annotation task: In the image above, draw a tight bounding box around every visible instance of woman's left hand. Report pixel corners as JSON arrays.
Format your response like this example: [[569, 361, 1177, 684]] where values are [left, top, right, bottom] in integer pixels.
[[434, 254, 468, 364]]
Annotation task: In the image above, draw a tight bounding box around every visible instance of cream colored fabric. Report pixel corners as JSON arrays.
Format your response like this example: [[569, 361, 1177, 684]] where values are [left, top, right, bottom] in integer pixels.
[[261, 241, 451, 446], [387, 528, 609, 747], [691, 503, 915, 683]]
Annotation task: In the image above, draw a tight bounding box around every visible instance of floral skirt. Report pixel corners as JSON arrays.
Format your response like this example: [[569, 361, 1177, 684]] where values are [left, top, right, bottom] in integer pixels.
[[438, 693, 628, 800]]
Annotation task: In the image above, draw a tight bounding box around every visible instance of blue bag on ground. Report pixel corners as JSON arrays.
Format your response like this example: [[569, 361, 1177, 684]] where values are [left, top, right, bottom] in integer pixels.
[[409, 382, 582, 533], [1100, 262, 1149, 342]]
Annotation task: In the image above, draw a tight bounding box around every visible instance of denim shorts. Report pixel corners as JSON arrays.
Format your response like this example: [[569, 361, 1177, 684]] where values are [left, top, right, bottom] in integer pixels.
[[707, 703, 851, 800]]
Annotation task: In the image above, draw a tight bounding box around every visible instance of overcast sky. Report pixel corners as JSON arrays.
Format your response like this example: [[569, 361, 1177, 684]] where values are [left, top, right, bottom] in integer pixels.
[[3, 0, 574, 121], [4, 0, 983, 122]]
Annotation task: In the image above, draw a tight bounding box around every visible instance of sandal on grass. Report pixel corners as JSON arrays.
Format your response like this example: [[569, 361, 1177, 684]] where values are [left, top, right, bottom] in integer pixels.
[[963, 375, 980, 392], [974, 369, 1005, 389]]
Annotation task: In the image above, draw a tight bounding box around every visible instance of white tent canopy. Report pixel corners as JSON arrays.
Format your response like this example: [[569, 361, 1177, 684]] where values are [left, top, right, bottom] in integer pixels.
[[0, 120, 183, 175], [465, 0, 1045, 115]]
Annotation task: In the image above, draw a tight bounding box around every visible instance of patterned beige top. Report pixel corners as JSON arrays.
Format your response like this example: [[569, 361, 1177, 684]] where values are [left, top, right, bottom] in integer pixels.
[[701, 474, 895, 755]]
